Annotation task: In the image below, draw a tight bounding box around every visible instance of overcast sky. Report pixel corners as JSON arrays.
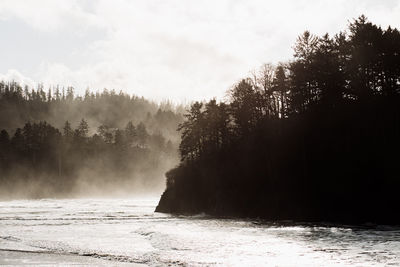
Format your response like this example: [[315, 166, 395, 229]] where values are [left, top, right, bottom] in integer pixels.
[[0, 0, 399, 102]]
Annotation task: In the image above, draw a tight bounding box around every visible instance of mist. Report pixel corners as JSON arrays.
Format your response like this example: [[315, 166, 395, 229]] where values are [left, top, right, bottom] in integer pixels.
[[1, 2, 400, 265], [0, 81, 183, 200]]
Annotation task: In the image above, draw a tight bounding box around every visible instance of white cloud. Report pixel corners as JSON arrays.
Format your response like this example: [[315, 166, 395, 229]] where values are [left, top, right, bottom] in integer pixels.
[[1, 0, 400, 102], [0, 69, 35, 88], [0, 0, 105, 32]]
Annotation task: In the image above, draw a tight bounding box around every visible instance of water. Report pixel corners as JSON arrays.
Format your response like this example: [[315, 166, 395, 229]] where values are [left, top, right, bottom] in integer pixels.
[[1, 198, 399, 266]]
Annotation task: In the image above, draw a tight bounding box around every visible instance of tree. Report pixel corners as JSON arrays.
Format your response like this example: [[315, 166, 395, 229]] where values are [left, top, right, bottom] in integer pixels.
[[229, 79, 260, 135], [55, 86, 61, 101], [11, 128, 24, 153], [178, 102, 204, 161], [348, 15, 384, 98], [114, 129, 126, 148], [0, 129, 10, 164], [273, 65, 289, 117], [380, 26, 400, 96], [47, 88, 52, 102], [97, 125, 113, 144], [75, 119, 89, 139], [312, 34, 345, 108], [66, 87, 74, 101], [125, 121, 137, 146], [290, 31, 320, 112], [250, 63, 276, 117], [63, 121, 73, 139], [136, 122, 149, 147]]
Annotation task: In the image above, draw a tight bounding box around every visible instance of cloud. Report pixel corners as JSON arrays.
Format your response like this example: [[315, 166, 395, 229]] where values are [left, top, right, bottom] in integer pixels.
[[0, 0, 104, 32], [0, 69, 35, 88], [1, 0, 400, 102]]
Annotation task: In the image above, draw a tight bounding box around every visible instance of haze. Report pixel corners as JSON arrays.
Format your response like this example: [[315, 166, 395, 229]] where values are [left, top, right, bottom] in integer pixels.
[[0, 0, 399, 102]]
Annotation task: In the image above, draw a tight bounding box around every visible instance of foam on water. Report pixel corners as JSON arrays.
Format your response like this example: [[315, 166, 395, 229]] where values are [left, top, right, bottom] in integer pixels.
[[1, 198, 400, 266]]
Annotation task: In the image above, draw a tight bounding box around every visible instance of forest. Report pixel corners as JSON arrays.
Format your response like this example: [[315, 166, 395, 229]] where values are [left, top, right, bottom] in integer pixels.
[[0, 83, 183, 198], [156, 16, 400, 224]]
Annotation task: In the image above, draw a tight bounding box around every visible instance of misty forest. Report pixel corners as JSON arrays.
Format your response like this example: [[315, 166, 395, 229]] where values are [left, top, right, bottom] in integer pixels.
[[157, 16, 400, 224], [2, 7, 400, 266], [0, 84, 183, 198]]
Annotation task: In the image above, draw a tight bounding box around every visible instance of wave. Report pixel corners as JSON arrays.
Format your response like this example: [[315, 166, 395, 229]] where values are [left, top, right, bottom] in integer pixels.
[[0, 236, 22, 242], [0, 248, 150, 264], [0, 248, 50, 254]]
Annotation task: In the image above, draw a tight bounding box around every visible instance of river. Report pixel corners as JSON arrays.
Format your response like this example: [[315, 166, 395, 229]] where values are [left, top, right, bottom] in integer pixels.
[[0, 198, 399, 266]]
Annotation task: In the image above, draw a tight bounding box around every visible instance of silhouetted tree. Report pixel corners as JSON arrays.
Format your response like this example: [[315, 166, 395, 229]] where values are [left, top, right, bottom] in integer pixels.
[[157, 16, 400, 225], [229, 79, 260, 135], [178, 102, 204, 161], [273, 65, 289, 117]]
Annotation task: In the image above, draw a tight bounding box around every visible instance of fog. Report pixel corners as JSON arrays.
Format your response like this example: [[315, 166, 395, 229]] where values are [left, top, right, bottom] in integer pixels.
[[0, 148, 179, 200], [0, 81, 183, 200]]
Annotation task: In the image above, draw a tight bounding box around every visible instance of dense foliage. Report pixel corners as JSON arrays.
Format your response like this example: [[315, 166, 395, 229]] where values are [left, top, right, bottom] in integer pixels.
[[0, 84, 183, 198], [0, 82, 183, 142], [157, 16, 400, 224]]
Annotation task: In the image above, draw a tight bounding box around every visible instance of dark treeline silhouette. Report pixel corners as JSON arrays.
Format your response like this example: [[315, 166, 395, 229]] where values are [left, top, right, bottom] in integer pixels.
[[0, 84, 183, 198], [157, 16, 400, 224]]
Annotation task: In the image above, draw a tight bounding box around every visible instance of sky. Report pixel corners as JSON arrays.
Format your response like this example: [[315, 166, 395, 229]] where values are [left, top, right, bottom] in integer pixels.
[[0, 0, 399, 103]]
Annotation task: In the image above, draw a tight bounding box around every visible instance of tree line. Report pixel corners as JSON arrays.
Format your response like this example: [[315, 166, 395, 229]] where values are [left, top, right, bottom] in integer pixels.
[[0, 81, 183, 144], [157, 16, 400, 224], [0, 84, 183, 198]]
